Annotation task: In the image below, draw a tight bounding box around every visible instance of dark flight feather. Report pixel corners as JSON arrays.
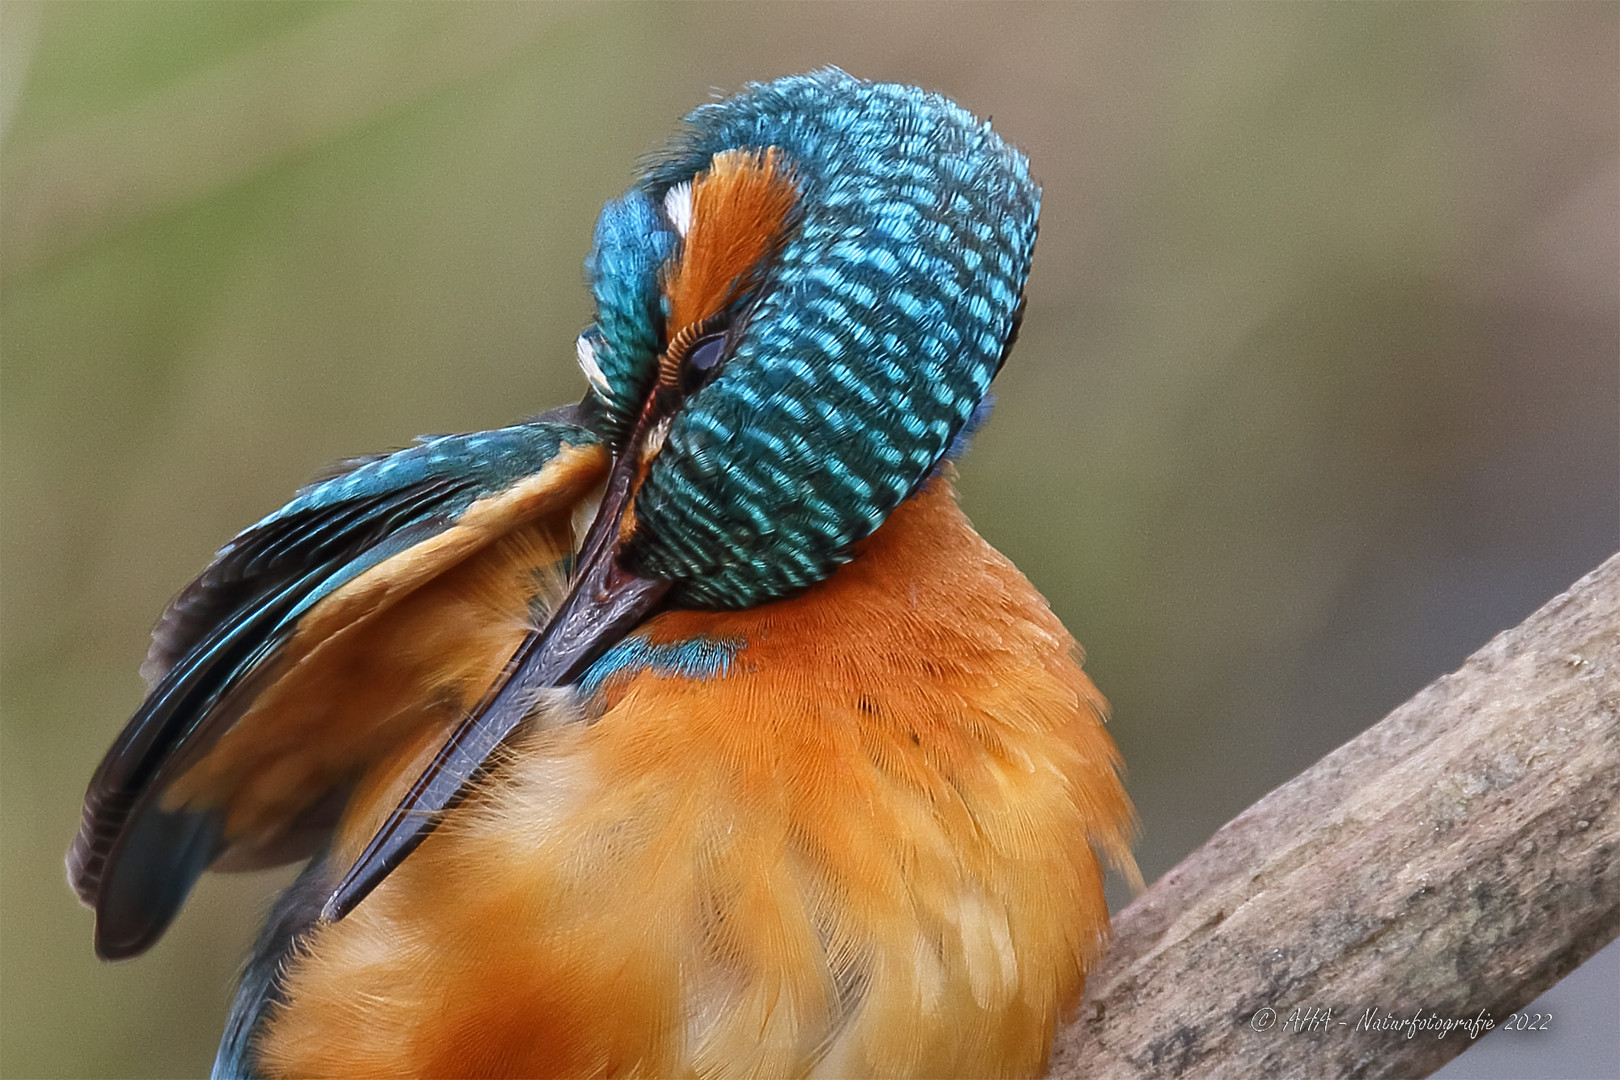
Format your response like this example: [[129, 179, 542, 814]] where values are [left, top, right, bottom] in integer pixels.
[[70, 417, 602, 959]]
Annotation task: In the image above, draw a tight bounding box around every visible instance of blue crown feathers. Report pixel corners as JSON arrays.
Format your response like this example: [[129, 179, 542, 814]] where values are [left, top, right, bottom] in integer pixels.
[[582, 69, 1039, 608]]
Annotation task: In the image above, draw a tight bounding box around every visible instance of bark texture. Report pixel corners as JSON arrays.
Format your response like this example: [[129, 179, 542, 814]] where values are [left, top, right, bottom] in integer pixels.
[[1052, 552, 1620, 1079]]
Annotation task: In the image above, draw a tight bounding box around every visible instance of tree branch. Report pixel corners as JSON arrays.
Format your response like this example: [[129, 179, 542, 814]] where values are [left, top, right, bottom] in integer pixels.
[[1052, 552, 1620, 1079]]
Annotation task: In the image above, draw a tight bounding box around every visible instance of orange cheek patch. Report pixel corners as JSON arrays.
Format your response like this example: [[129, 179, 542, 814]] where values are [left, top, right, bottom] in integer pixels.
[[664, 147, 800, 342]]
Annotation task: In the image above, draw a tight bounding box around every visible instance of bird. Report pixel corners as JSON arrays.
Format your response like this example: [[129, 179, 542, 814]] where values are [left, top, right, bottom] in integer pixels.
[[68, 69, 1135, 1079]]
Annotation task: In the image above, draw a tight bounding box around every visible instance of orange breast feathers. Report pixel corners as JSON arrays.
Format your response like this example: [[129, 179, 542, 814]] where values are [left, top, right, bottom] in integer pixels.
[[258, 475, 1136, 1079]]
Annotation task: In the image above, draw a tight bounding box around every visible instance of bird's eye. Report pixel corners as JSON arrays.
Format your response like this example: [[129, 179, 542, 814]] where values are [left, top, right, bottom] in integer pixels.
[[687, 333, 726, 372], [680, 331, 728, 395]]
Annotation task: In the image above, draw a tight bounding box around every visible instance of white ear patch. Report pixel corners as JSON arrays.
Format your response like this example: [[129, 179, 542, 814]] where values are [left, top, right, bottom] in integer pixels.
[[663, 182, 693, 238], [640, 415, 672, 465], [575, 334, 612, 399]]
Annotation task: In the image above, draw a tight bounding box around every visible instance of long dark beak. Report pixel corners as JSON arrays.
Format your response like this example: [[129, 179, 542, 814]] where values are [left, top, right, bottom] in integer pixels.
[[322, 407, 670, 922]]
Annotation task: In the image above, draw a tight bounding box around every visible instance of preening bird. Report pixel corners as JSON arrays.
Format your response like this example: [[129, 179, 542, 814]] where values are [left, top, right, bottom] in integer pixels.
[[69, 70, 1135, 1079]]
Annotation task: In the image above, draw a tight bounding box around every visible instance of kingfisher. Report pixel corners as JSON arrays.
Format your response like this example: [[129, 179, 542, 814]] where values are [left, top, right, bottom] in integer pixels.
[[69, 70, 1134, 1079]]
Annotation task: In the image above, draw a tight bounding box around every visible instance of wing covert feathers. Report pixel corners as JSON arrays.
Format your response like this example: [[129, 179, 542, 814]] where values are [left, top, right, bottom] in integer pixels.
[[69, 428, 608, 959]]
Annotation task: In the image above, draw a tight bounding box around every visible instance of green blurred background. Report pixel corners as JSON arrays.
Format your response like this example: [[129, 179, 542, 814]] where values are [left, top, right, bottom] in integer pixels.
[[2, 3, 1615, 1077]]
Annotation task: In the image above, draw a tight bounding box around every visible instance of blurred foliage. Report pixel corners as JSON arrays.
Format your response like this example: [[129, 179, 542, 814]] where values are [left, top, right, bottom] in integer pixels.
[[2, 3, 1615, 1077]]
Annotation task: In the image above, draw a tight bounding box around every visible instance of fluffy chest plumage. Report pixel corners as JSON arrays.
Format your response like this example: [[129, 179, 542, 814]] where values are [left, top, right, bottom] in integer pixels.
[[254, 482, 1131, 1079]]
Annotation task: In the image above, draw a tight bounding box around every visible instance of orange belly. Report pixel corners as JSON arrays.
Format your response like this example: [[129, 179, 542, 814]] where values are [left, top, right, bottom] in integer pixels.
[[257, 478, 1134, 1078]]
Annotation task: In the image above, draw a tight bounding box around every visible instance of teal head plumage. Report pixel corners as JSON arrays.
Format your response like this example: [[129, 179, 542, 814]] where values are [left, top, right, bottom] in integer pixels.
[[583, 69, 1039, 607]]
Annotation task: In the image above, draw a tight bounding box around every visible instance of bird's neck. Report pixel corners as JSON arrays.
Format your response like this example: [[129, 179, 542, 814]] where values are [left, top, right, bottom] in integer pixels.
[[625, 471, 1001, 673]]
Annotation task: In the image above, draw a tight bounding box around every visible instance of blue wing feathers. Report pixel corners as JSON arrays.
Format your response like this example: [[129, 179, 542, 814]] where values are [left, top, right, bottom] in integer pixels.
[[92, 809, 223, 961], [71, 568, 329, 921], [71, 418, 600, 960], [141, 419, 595, 683]]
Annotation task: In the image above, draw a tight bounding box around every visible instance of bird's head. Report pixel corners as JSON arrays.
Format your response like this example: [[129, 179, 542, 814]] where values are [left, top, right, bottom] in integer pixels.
[[569, 69, 1039, 619]]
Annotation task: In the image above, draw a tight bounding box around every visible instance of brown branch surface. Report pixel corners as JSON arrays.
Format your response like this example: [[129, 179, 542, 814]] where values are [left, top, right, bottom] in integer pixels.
[[1052, 553, 1620, 1079]]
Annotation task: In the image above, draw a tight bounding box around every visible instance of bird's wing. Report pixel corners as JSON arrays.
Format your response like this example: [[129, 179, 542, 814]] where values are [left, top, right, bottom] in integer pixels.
[[69, 412, 609, 959]]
